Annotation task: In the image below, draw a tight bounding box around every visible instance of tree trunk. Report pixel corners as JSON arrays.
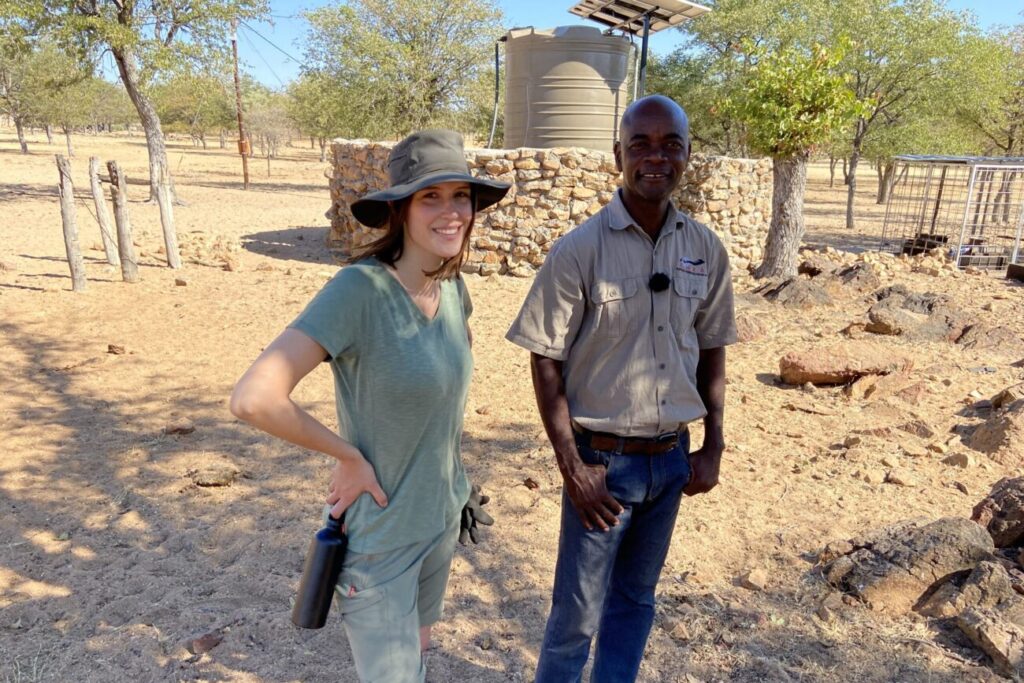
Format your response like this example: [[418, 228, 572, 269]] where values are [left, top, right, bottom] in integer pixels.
[[319, 137, 327, 163], [842, 157, 849, 185], [111, 46, 176, 203], [219, 130, 226, 149], [63, 125, 74, 157], [829, 156, 837, 188], [14, 116, 28, 153], [45, 124, 53, 145], [754, 154, 809, 280], [310, 136, 315, 149], [877, 162, 896, 205]]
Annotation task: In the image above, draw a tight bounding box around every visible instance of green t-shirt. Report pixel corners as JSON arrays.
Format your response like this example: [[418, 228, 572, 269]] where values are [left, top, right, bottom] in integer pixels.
[[289, 257, 473, 553]]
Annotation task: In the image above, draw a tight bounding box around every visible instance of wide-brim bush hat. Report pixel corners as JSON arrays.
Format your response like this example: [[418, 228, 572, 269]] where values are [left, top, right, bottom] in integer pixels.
[[350, 129, 511, 228]]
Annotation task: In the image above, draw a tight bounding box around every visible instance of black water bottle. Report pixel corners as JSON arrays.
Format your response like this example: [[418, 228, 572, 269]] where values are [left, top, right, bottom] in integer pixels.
[[291, 513, 347, 629]]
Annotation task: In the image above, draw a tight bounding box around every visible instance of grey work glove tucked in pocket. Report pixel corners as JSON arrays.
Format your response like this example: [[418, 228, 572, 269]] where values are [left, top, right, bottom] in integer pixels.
[[459, 484, 494, 545]]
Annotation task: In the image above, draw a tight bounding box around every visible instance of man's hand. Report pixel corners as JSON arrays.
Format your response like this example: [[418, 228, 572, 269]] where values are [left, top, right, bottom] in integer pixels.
[[684, 443, 723, 496], [459, 484, 494, 545], [327, 453, 388, 519], [563, 463, 623, 532]]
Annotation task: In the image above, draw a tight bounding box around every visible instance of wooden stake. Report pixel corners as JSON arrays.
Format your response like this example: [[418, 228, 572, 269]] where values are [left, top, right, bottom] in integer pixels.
[[88, 156, 119, 266], [155, 163, 181, 268], [56, 154, 87, 292], [106, 160, 139, 283]]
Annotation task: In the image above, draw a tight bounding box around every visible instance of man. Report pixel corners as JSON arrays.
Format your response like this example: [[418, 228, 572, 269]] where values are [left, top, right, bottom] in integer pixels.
[[506, 95, 736, 682]]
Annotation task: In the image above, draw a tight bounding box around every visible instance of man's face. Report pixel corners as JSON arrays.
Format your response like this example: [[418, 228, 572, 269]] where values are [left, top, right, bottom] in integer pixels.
[[614, 102, 690, 205]]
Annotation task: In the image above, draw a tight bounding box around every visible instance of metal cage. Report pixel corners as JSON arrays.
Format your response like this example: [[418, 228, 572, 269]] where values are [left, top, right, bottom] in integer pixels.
[[879, 155, 1024, 270]]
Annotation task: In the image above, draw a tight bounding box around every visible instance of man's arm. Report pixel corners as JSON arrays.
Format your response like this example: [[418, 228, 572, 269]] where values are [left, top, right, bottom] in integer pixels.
[[685, 346, 726, 495], [531, 353, 623, 531]]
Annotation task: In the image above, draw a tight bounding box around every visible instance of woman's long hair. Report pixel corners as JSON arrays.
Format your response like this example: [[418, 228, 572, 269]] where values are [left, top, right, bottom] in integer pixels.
[[353, 187, 477, 280]]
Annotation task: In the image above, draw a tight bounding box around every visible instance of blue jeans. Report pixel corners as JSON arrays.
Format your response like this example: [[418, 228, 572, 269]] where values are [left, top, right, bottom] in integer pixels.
[[534, 431, 692, 683]]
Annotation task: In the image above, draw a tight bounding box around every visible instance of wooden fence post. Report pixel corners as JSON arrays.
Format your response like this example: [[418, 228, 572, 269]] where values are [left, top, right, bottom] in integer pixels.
[[155, 163, 181, 268], [106, 160, 139, 283], [56, 154, 87, 292], [88, 156, 119, 266]]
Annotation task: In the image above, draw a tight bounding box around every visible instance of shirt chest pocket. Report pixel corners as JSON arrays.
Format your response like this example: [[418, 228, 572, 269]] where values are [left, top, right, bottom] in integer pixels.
[[591, 277, 643, 339], [670, 274, 708, 345]]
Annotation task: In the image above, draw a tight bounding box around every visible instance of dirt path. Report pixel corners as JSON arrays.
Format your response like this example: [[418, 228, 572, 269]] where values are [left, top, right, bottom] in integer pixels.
[[1, 129, 1021, 682]]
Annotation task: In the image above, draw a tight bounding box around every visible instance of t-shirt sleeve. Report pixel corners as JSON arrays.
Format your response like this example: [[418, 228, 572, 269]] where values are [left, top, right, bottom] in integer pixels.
[[694, 236, 737, 349], [288, 267, 371, 360], [456, 277, 473, 320], [505, 236, 586, 361]]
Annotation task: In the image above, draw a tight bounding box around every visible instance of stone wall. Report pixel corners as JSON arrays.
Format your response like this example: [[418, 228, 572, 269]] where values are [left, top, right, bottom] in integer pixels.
[[327, 140, 773, 276]]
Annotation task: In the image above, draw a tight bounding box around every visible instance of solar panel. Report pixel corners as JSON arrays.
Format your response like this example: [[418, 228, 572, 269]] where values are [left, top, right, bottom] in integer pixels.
[[568, 0, 711, 35]]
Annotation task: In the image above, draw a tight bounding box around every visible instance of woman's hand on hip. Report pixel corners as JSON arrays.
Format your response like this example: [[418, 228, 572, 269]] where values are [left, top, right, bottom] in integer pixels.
[[327, 453, 388, 518]]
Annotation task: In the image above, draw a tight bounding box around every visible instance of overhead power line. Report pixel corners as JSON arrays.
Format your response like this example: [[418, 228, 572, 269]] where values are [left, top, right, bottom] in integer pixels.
[[239, 19, 303, 64]]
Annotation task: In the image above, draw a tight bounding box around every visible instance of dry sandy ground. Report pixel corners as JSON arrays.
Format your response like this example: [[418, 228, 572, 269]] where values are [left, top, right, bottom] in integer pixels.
[[1, 129, 1023, 683]]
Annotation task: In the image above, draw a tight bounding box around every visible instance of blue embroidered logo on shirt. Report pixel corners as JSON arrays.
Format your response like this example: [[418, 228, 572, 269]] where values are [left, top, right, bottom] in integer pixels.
[[677, 257, 707, 276]]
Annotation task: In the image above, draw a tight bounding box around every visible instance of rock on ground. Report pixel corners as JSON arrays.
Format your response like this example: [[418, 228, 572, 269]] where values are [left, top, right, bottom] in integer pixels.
[[917, 561, 1021, 618], [969, 400, 1024, 465], [754, 278, 832, 309], [779, 341, 914, 385], [822, 517, 995, 613], [956, 608, 1024, 678], [972, 477, 1024, 548]]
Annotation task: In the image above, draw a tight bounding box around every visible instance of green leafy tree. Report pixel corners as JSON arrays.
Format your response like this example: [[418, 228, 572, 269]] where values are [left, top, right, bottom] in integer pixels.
[[724, 40, 862, 278], [828, 0, 974, 229], [2, 0, 268, 197], [953, 26, 1024, 157], [302, 0, 503, 139], [152, 71, 235, 149], [287, 72, 355, 161]]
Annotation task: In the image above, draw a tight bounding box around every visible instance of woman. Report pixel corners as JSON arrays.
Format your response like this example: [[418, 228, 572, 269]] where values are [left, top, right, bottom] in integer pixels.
[[230, 129, 509, 682]]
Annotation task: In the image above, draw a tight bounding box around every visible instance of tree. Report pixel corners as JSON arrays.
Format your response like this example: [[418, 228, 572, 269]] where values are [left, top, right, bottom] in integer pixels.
[[302, 0, 503, 139], [0, 19, 45, 153], [953, 26, 1024, 158], [3, 0, 268, 198], [724, 41, 861, 279], [152, 71, 235, 149], [831, 0, 974, 230], [287, 72, 354, 162]]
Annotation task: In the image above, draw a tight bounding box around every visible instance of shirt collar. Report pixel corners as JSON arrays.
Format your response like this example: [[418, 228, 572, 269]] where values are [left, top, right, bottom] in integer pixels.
[[607, 189, 684, 235]]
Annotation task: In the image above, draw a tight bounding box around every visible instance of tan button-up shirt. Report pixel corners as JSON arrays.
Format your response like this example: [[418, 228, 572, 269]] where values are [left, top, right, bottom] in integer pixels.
[[506, 190, 737, 437]]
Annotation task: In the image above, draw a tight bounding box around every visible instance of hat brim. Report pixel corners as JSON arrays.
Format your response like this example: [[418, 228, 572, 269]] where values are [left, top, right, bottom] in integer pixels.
[[350, 170, 511, 228]]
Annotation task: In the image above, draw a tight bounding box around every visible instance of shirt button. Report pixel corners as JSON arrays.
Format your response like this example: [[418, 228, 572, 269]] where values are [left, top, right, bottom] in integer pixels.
[[657, 325, 664, 332], [659, 363, 666, 369], [691, 289, 698, 295], [660, 399, 666, 405]]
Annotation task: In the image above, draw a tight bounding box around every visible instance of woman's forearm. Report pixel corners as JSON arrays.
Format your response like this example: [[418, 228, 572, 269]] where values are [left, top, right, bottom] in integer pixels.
[[231, 390, 360, 463]]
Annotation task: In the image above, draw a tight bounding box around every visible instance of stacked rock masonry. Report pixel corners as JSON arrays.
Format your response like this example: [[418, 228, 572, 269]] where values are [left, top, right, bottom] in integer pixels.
[[327, 140, 773, 276]]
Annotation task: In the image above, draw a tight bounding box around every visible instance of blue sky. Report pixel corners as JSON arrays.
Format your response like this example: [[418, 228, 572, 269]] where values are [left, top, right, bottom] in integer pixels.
[[234, 0, 1024, 88]]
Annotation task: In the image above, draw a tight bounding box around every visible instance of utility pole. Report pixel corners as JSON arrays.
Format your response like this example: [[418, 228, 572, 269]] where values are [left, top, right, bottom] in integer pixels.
[[231, 18, 250, 190]]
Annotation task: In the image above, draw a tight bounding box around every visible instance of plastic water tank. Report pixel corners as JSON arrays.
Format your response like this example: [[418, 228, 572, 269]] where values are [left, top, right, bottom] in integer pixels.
[[504, 26, 632, 153]]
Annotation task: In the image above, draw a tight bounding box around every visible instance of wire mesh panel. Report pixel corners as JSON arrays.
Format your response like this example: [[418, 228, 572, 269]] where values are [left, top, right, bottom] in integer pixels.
[[955, 165, 1024, 269], [880, 157, 1024, 270]]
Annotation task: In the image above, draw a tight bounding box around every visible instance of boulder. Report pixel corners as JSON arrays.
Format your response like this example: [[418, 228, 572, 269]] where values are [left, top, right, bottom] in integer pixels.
[[822, 517, 995, 613], [779, 341, 914, 385], [825, 263, 882, 293], [754, 278, 832, 309], [917, 561, 1020, 618], [958, 324, 1024, 356], [972, 477, 1024, 548], [865, 287, 972, 342], [969, 400, 1024, 464], [956, 608, 1024, 678]]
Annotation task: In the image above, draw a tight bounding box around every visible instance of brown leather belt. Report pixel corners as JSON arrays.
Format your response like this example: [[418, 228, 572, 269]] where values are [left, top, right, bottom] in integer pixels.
[[572, 424, 686, 455]]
